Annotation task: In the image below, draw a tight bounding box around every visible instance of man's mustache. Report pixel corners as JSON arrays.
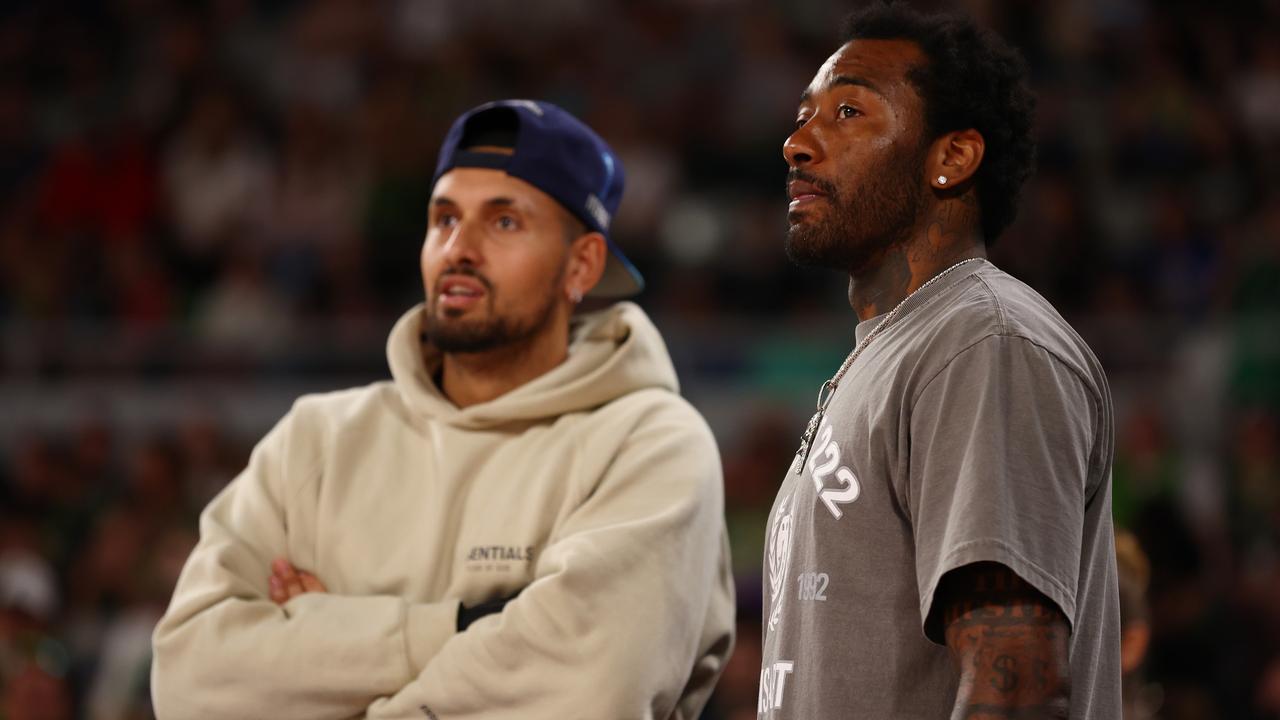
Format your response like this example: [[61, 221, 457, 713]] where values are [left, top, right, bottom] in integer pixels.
[[436, 266, 494, 293], [786, 169, 838, 198]]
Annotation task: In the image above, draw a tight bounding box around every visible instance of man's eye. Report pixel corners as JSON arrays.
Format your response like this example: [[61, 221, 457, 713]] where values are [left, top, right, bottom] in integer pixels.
[[496, 215, 518, 230], [435, 214, 457, 228], [838, 104, 860, 119], [795, 116, 808, 129]]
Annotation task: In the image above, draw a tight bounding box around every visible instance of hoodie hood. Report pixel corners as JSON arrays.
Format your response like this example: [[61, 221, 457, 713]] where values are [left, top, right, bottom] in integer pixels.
[[387, 302, 679, 430]]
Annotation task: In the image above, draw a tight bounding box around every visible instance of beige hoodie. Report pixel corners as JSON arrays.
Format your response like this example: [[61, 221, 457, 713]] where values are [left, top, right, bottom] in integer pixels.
[[150, 302, 735, 720]]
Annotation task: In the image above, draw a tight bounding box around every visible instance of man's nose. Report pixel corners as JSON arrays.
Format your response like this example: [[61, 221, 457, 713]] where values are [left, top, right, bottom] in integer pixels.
[[441, 221, 484, 266], [784, 123, 822, 168]]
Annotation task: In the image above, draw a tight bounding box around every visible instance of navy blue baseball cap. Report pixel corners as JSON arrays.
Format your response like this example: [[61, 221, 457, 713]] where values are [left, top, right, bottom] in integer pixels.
[[431, 99, 644, 298]]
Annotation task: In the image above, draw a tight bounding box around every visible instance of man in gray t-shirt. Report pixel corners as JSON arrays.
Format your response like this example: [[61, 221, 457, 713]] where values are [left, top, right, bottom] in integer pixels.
[[763, 5, 1120, 719]]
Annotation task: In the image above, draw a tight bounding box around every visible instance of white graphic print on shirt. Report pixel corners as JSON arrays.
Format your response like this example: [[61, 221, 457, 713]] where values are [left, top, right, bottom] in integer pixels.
[[766, 492, 794, 632], [758, 660, 794, 717], [805, 416, 861, 519]]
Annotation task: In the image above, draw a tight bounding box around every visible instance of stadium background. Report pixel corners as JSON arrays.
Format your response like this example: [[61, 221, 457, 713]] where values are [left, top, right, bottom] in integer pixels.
[[1, 0, 1277, 717]]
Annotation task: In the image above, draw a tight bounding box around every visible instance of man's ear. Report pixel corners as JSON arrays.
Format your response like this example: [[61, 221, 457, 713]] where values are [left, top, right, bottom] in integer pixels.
[[927, 128, 985, 190], [564, 231, 607, 303]]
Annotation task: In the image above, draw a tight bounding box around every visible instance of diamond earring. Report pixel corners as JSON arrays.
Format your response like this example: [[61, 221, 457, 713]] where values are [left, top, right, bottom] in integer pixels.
[[937, 176, 948, 185]]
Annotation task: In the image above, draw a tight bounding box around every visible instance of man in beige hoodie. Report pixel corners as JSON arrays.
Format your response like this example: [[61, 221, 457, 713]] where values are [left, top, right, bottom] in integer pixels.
[[151, 99, 735, 720]]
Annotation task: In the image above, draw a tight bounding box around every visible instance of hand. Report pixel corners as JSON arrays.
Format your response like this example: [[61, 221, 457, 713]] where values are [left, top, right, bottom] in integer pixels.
[[268, 557, 327, 605]]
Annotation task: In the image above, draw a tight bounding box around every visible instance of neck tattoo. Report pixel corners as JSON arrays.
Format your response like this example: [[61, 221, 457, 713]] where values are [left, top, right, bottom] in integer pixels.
[[792, 258, 984, 474]]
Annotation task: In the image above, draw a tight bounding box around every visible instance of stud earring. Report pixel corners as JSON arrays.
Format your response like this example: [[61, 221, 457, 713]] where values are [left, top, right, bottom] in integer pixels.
[[570, 289, 583, 304], [937, 176, 948, 185]]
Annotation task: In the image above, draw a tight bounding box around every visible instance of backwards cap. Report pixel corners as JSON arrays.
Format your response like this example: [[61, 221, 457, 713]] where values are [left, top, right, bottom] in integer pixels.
[[432, 99, 643, 298]]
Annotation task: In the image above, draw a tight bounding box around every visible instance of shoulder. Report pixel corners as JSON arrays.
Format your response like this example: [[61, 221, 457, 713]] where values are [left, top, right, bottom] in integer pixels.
[[582, 389, 722, 496], [244, 382, 407, 500], [913, 264, 1108, 394], [594, 390, 725, 514], [594, 387, 718, 453], [975, 266, 1100, 372], [279, 380, 402, 441], [619, 387, 713, 430]]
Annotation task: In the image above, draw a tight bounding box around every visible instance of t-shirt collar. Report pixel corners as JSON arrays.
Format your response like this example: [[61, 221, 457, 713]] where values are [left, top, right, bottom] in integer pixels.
[[852, 259, 989, 344]]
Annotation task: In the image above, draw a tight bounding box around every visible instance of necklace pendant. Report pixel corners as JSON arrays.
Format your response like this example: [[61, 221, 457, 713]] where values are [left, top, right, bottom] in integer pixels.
[[793, 409, 824, 475]]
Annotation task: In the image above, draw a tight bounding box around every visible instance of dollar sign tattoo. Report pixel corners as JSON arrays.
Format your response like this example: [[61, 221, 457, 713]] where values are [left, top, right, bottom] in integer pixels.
[[991, 655, 1018, 693]]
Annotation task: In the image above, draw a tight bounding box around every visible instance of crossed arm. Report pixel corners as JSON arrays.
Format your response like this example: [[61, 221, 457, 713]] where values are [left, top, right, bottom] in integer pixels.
[[151, 399, 733, 719], [267, 560, 508, 628], [937, 562, 1071, 720]]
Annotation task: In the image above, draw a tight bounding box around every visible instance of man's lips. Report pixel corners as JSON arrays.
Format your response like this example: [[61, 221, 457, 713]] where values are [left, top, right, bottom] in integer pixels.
[[436, 274, 487, 310], [788, 179, 828, 208]]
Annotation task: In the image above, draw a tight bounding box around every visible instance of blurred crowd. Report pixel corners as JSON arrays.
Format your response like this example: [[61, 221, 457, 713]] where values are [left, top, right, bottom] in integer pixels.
[[1, 0, 1277, 718]]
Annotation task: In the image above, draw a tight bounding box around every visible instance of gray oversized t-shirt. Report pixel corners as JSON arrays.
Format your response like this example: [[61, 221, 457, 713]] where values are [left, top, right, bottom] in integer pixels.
[[759, 260, 1120, 719]]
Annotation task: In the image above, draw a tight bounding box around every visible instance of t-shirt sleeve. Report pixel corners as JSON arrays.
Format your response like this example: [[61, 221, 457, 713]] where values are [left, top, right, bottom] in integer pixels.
[[908, 333, 1097, 645]]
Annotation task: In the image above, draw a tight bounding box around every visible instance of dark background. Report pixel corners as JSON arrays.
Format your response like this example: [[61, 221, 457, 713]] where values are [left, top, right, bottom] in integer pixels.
[[1, 0, 1277, 718]]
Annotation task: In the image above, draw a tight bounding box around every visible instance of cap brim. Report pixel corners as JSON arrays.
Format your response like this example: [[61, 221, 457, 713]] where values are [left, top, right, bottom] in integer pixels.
[[589, 240, 644, 298]]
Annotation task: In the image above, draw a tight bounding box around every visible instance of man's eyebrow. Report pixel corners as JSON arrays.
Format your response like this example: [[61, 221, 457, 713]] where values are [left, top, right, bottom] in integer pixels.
[[431, 196, 516, 207], [832, 75, 883, 96], [799, 74, 885, 105]]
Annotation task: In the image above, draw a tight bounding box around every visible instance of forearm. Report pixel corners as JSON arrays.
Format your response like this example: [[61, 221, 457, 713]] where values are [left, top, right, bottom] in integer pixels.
[[942, 563, 1071, 719], [153, 591, 449, 719], [948, 634, 1071, 719], [153, 537, 458, 716], [150, 399, 474, 717]]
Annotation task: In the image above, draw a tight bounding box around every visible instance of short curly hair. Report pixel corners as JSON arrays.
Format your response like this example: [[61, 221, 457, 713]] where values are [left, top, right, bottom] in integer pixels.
[[842, 4, 1037, 243]]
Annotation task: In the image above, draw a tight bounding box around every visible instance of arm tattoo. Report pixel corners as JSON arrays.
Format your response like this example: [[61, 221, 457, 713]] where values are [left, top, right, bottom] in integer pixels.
[[939, 562, 1071, 720]]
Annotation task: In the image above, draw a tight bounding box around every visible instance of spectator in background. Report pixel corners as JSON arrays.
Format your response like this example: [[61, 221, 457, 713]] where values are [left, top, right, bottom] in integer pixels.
[[1117, 528, 1158, 719], [258, 102, 367, 309], [0, 548, 59, 672], [1112, 402, 1181, 530], [161, 83, 271, 290], [0, 535, 69, 720], [85, 524, 195, 720], [193, 246, 293, 354]]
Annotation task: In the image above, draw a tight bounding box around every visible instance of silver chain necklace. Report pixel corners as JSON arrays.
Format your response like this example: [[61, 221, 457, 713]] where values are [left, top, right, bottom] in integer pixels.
[[792, 257, 984, 474]]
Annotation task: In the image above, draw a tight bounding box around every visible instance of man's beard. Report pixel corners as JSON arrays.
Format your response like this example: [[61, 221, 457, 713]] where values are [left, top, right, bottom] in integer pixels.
[[784, 146, 927, 273], [423, 266, 562, 354]]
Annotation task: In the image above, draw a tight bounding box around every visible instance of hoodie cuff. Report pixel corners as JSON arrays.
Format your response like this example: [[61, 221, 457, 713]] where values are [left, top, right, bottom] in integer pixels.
[[403, 600, 460, 679]]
